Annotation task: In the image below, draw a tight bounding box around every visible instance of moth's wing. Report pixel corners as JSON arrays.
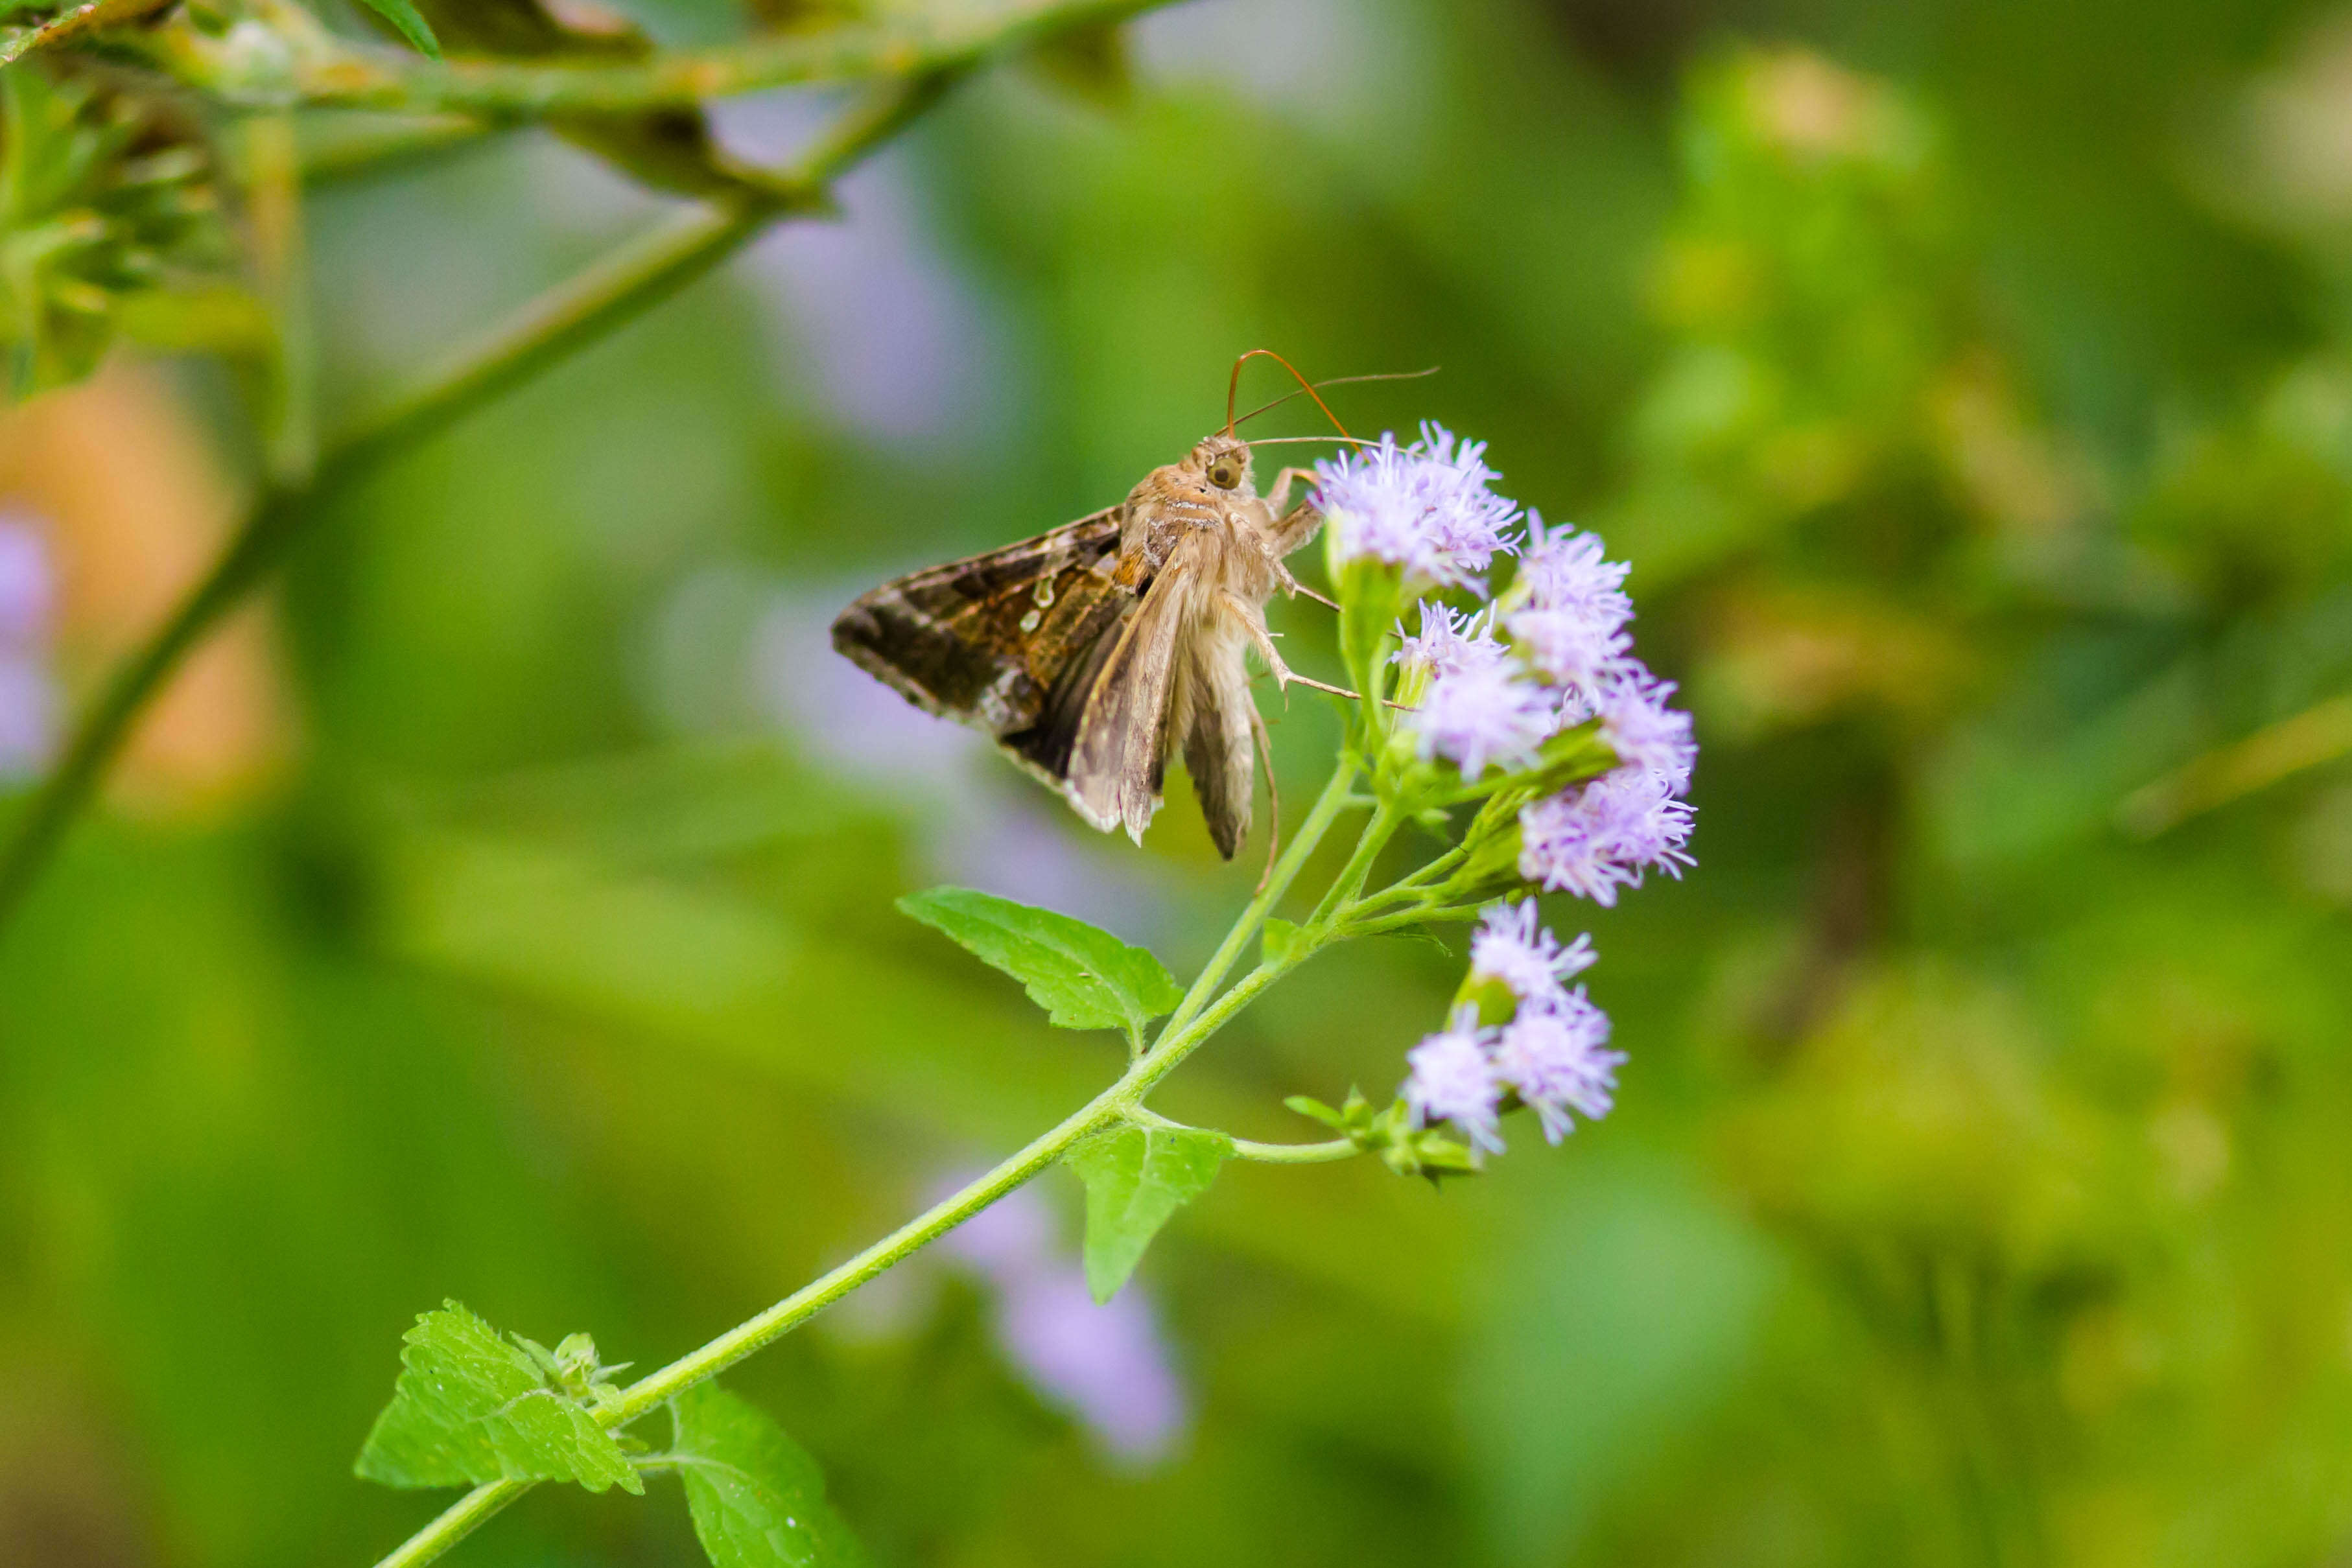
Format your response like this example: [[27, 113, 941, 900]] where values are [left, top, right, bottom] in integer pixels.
[[1178, 621, 1256, 860], [831, 509, 1133, 769], [1066, 537, 1201, 841]]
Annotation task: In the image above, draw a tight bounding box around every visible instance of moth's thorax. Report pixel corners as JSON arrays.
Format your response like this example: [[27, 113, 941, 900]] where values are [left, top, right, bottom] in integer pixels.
[[1118, 438, 1267, 583]]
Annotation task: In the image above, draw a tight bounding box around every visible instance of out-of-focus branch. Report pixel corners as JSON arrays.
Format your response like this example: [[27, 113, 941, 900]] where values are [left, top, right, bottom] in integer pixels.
[[0, 70, 955, 933], [141, 0, 1162, 115], [0, 0, 171, 67], [2116, 693, 2352, 837]]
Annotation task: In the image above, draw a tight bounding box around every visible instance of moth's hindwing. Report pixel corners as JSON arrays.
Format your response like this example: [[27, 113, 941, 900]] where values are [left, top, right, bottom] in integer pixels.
[[830, 508, 1136, 780]]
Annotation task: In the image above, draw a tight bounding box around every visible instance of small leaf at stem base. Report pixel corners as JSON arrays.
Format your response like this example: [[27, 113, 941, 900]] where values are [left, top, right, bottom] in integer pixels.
[[1067, 1123, 1232, 1301]]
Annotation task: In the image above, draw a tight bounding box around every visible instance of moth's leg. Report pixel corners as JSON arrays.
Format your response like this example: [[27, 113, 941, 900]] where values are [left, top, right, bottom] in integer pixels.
[[1222, 591, 1292, 692], [1223, 591, 1360, 701], [1260, 482, 1332, 608], [1281, 571, 1341, 613], [1251, 703, 1281, 895], [1264, 466, 1320, 513], [1267, 499, 1324, 557]]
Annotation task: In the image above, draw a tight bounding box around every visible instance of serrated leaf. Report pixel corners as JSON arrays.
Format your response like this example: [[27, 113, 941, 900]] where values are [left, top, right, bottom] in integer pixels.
[[672, 1383, 869, 1568], [355, 1301, 641, 1495], [897, 887, 1181, 1039], [1067, 1123, 1231, 1301], [355, 0, 441, 55]]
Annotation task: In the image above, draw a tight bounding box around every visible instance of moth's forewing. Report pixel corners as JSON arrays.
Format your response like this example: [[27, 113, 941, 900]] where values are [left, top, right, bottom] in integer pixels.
[[1066, 536, 1203, 840], [830, 508, 1136, 786], [1177, 624, 1256, 859]]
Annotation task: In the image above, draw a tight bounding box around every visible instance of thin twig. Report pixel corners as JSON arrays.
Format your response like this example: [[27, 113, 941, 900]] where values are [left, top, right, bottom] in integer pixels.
[[143, 0, 1162, 115], [0, 0, 171, 67], [0, 71, 954, 935], [2116, 692, 2352, 838]]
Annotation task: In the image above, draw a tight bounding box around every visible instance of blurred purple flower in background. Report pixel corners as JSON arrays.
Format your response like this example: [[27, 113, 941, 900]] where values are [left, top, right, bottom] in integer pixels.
[[939, 1182, 1189, 1466], [709, 94, 1005, 449], [0, 515, 58, 778]]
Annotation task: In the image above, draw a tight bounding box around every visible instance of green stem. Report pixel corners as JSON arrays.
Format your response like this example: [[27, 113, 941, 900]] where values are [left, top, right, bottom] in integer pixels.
[[148, 0, 1168, 115], [1342, 904, 1484, 938], [0, 74, 950, 937], [1125, 1106, 1360, 1165], [1306, 798, 1402, 933], [1155, 755, 1359, 1044], [0, 0, 171, 65], [1230, 1136, 1360, 1164], [371, 925, 1306, 1568], [1352, 842, 1468, 913], [298, 116, 501, 188]]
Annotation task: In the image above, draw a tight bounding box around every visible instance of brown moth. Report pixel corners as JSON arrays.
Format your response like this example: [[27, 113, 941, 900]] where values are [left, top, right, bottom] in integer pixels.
[[831, 417, 1334, 860]]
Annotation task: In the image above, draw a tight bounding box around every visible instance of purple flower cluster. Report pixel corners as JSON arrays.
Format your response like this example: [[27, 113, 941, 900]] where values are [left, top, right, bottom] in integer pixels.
[[1509, 516, 1634, 696], [1323, 423, 1694, 1158], [1498, 517, 1696, 897], [1315, 423, 1520, 591], [1389, 602, 1556, 779], [1329, 432, 1696, 900], [0, 517, 56, 779], [1403, 901, 1626, 1152], [939, 1182, 1188, 1466], [1468, 897, 1594, 1007]]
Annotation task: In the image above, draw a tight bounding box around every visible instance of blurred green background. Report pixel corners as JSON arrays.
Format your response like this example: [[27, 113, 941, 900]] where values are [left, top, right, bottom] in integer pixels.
[[12, 0, 2352, 1563]]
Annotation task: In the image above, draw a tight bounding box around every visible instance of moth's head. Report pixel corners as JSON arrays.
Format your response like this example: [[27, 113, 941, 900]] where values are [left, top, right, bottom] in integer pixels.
[[1188, 432, 1253, 493]]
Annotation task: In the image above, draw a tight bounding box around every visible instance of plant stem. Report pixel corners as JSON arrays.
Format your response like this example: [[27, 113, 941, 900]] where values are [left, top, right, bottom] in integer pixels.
[[299, 117, 500, 188], [1230, 1136, 1359, 1164], [368, 749, 1363, 1568], [0, 73, 948, 937], [1341, 904, 1484, 937], [1156, 756, 1359, 1044], [1305, 798, 1401, 932], [0, 0, 171, 66], [147, 0, 1167, 115], [1124, 1108, 1359, 1165]]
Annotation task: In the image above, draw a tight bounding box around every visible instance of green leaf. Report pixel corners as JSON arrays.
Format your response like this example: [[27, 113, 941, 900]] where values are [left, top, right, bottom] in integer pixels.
[[897, 887, 1181, 1038], [355, 0, 441, 55], [1067, 1123, 1232, 1301], [355, 1301, 642, 1495], [1284, 1093, 1345, 1130], [672, 1383, 870, 1568]]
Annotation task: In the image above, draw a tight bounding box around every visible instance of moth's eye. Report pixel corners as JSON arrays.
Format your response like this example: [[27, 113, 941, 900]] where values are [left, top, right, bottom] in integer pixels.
[[1208, 461, 1240, 490]]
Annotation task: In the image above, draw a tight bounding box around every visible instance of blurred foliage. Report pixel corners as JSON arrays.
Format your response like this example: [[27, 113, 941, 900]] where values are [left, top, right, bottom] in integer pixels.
[[8, 1, 2352, 1567], [0, 56, 248, 397]]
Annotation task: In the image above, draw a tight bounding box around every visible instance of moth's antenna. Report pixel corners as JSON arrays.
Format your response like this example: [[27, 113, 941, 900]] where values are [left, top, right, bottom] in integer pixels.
[[1234, 366, 1439, 430], [1227, 349, 1352, 441], [1243, 434, 1377, 447]]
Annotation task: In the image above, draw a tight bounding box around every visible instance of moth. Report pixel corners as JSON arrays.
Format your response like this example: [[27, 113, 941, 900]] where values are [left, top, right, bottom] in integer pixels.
[[832, 361, 1354, 861]]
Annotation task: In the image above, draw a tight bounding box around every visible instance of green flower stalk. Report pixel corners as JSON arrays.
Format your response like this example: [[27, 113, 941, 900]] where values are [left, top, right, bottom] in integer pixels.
[[351, 419, 1700, 1567]]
